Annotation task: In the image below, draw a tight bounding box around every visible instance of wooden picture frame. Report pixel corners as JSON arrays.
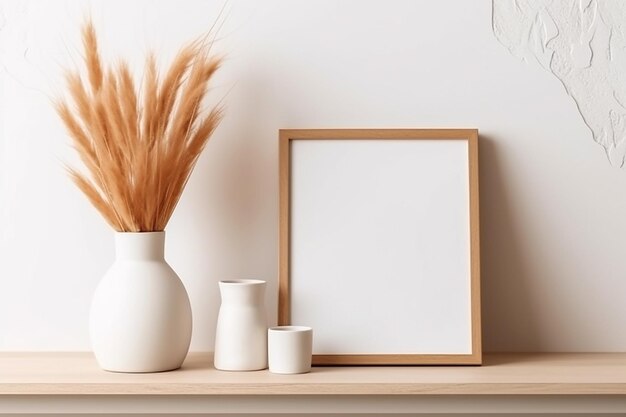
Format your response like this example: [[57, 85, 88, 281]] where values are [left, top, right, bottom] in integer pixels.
[[279, 129, 481, 365]]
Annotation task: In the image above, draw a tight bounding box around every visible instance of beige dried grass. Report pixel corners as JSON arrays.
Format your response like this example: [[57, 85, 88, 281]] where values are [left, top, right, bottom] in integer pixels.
[[56, 20, 223, 232]]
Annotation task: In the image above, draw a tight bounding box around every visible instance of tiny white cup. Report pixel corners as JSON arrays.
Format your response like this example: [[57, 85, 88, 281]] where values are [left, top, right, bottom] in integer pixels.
[[268, 326, 313, 374]]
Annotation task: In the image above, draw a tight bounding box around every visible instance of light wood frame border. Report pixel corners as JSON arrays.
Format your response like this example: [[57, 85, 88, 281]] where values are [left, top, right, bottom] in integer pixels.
[[279, 129, 481, 365]]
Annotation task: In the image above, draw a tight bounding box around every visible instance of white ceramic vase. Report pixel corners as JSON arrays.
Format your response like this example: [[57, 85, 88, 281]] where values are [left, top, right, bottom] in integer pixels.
[[90, 231, 192, 373], [214, 279, 267, 371]]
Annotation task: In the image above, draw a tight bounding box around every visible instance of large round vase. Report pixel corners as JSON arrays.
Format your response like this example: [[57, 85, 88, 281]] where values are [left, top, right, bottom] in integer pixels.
[[90, 231, 192, 373]]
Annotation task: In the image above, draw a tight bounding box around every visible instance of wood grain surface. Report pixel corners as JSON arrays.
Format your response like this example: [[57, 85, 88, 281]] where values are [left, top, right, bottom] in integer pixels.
[[1, 352, 626, 395]]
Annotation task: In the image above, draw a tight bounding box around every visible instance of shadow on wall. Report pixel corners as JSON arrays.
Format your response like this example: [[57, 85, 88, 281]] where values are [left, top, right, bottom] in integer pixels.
[[177, 72, 281, 348], [480, 134, 542, 352]]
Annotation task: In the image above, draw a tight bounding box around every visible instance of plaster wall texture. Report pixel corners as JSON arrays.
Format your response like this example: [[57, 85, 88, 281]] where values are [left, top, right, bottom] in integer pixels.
[[1, 0, 626, 352], [494, 0, 626, 166]]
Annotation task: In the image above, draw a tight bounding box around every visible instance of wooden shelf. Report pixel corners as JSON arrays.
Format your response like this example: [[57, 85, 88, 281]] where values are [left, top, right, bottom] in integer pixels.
[[1, 352, 626, 396]]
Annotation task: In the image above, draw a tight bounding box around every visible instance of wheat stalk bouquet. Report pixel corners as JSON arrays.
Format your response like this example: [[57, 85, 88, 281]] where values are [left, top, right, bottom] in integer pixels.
[[56, 21, 223, 232]]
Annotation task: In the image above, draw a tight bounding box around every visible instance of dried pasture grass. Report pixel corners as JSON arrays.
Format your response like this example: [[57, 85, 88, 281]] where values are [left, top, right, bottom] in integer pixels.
[[56, 20, 223, 232]]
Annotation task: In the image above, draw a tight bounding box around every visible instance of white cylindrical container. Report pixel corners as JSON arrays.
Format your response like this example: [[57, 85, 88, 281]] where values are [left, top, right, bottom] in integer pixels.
[[90, 231, 193, 373], [214, 279, 267, 371], [268, 326, 313, 374]]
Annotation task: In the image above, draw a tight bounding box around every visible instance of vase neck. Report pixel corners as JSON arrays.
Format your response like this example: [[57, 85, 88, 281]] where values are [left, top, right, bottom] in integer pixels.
[[219, 280, 266, 305], [115, 232, 165, 261]]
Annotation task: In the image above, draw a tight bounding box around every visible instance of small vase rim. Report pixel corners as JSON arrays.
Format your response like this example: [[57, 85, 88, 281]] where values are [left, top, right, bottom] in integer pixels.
[[219, 279, 266, 285], [269, 325, 312, 333]]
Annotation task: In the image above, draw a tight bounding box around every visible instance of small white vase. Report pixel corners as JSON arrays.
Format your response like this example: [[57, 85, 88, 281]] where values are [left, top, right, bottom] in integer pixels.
[[214, 279, 267, 371], [90, 231, 192, 373]]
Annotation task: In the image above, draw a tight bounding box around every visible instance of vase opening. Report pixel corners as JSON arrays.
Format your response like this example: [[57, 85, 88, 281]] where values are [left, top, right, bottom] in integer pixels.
[[220, 279, 265, 285], [269, 326, 312, 332]]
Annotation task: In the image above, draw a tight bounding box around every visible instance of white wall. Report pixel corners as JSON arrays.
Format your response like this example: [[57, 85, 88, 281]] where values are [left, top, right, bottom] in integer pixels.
[[1, 0, 626, 352]]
